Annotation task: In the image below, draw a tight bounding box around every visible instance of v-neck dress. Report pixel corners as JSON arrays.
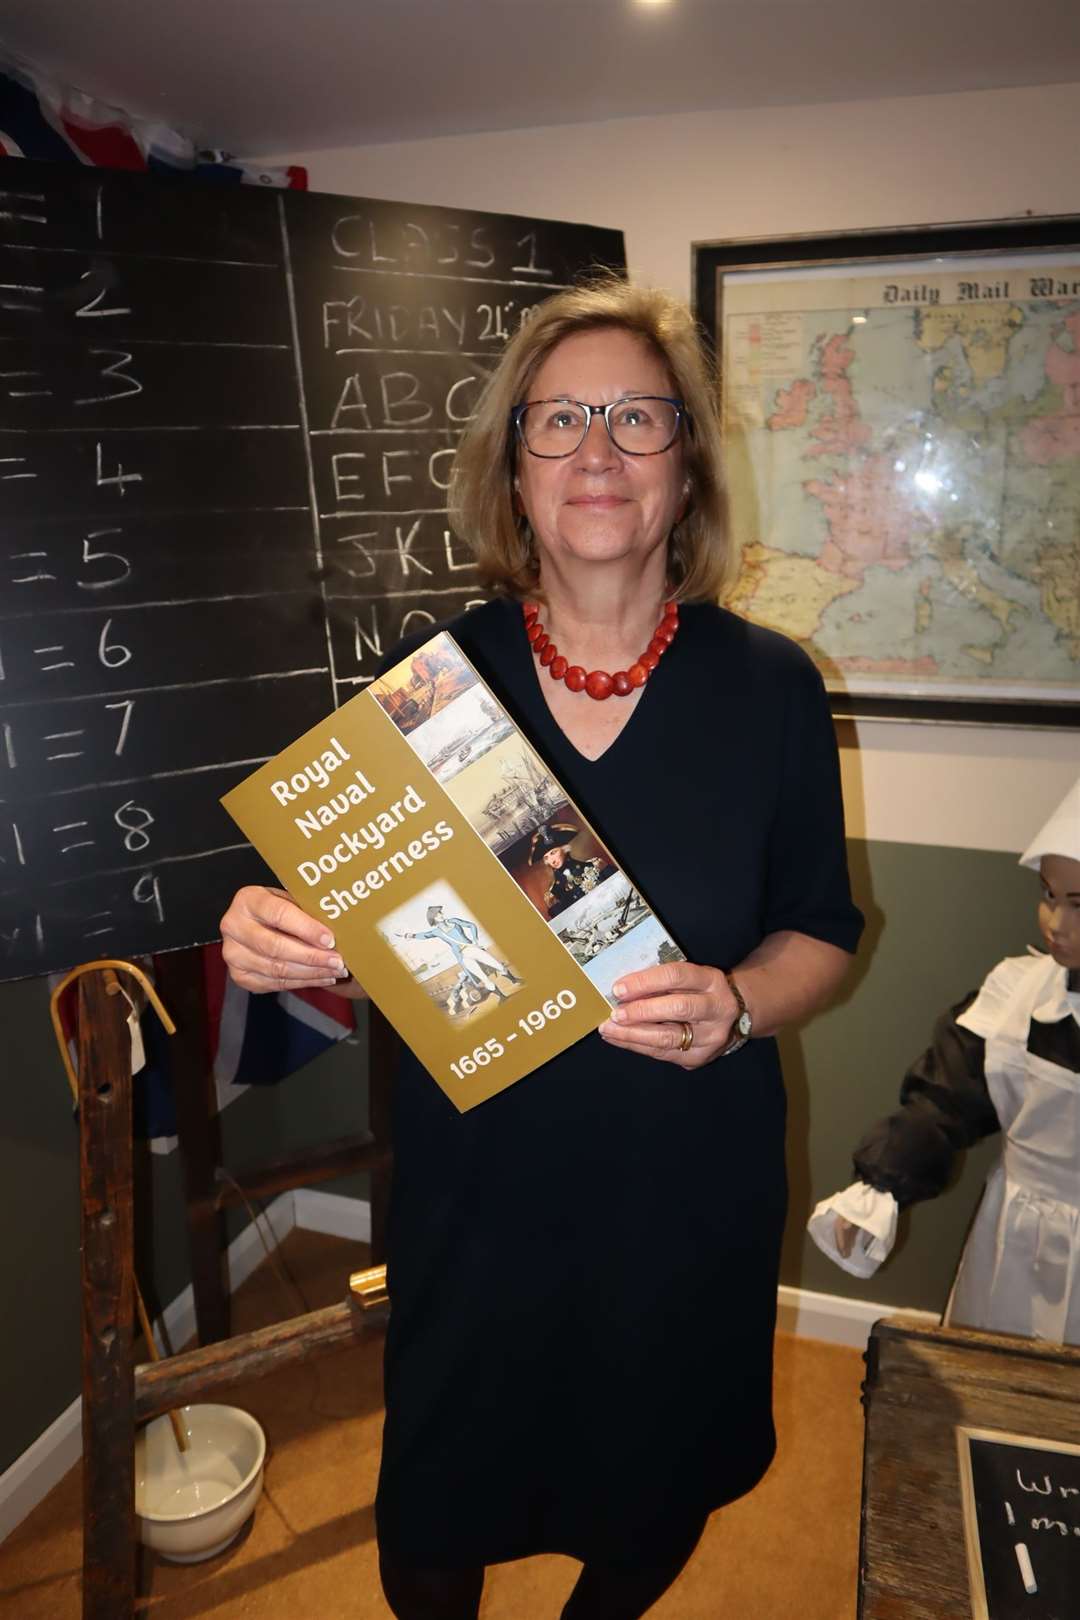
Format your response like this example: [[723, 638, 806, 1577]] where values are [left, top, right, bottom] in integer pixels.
[[373, 597, 863, 1567]]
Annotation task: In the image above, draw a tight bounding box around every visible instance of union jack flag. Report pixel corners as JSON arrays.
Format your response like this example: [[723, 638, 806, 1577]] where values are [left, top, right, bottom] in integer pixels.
[[0, 48, 306, 187], [51, 946, 357, 1154]]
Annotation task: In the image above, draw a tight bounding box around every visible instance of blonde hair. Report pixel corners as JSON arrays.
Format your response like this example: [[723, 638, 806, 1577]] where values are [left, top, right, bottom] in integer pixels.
[[449, 275, 734, 603]]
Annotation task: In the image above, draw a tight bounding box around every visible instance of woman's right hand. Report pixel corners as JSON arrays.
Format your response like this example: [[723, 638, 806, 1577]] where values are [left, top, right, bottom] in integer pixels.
[[220, 885, 348, 994]]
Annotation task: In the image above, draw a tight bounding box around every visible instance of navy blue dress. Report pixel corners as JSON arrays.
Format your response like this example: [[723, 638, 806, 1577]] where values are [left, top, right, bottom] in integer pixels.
[[373, 597, 863, 1567]]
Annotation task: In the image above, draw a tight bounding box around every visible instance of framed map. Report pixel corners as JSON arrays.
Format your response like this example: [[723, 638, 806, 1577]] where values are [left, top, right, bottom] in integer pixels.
[[694, 220, 1080, 725]]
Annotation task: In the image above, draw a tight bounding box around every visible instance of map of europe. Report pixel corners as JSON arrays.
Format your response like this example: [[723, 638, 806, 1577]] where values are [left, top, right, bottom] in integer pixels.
[[721, 266, 1080, 703]]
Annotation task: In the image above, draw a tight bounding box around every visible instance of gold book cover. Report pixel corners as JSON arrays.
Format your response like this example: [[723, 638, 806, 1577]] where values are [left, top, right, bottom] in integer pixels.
[[222, 632, 684, 1111]]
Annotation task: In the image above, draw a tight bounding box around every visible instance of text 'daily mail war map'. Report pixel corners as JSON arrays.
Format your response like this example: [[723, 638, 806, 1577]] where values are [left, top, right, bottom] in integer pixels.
[[720, 263, 1080, 704]]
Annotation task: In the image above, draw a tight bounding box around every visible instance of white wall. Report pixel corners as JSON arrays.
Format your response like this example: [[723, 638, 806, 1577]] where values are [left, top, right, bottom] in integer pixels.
[[272, 82, 1080, 852]]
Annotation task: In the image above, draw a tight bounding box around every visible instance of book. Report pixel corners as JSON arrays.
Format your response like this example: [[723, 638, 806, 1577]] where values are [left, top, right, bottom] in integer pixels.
[[222, 631, 684, 1111]]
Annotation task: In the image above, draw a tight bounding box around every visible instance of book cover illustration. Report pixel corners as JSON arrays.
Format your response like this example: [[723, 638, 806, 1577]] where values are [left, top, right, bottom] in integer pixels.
[[375, 881, 523, 1027], [223, 631, 684, 1111]]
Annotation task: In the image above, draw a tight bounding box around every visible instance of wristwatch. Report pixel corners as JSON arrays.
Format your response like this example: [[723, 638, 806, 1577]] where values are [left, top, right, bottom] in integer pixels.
[[720, 972, 752, 1056]]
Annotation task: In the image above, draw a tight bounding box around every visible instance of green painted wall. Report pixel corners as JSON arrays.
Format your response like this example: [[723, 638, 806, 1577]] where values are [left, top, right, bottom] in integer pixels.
[[0, 837, 1041, 1478], [0, 980, 369, 1477], [781, 837, 1036, 1310]]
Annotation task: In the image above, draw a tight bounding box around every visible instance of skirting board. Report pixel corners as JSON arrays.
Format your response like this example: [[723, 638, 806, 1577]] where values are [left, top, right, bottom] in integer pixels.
[[777, 1284, 937, 1346], [0, 1189, 922, 1543], [0, 1186, 297, 1546]]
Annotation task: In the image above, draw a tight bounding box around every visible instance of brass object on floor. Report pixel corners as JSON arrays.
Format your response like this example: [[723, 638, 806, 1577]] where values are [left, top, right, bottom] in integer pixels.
[[350, 1264, 390, 1312]]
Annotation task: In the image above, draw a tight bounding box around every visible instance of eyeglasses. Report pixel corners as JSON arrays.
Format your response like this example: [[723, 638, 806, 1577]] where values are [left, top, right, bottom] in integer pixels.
[[511, 395, 687, 458]]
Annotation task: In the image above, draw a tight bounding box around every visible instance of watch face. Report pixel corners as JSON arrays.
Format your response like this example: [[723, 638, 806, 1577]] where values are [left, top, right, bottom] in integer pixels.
[[737, 1010, 752, 1037]]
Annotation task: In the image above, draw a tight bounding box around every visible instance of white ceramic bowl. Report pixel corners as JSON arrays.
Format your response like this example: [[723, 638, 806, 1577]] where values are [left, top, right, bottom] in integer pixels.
[[135, 1404, 266, 1563]]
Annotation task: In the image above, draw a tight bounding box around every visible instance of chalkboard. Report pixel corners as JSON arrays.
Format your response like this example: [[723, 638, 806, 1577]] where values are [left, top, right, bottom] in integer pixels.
[[958, 1426, 1080, 1619], [0, 160, 624, 980]]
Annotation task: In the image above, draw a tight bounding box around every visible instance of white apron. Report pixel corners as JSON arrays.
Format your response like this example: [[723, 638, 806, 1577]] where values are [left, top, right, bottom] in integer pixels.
[[946, 953, 1080, 1343]]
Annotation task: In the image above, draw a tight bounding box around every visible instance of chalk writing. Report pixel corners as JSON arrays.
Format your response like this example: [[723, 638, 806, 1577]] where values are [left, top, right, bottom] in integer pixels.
[[959, 1426, 1080, 1618], [0, 159, 623, 975]]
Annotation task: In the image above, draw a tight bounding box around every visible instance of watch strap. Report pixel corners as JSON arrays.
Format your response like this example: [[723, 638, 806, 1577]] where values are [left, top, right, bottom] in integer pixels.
[[720, 971, 751, 1056]]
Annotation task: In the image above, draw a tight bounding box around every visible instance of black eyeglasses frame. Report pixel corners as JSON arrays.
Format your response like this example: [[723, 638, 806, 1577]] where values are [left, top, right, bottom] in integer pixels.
[[509, 395, 689, 459]]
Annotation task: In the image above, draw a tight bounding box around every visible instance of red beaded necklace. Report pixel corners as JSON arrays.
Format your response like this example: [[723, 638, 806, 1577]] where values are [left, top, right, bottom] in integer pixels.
[[523, 599, 679, 700]]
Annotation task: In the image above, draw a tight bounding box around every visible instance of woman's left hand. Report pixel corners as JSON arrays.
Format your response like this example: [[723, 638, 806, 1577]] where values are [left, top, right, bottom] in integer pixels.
[[597, 961, 741, 1068]]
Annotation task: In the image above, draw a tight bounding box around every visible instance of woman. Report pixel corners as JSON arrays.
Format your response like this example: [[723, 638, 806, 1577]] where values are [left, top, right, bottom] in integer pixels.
[[220, 277, 863, 1619]]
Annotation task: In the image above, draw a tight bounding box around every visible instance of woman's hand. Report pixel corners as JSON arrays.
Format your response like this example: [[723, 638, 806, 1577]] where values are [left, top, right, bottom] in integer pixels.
[[597, 932, 852, 1067], [597, 961, 740, 1068], [220, 885, 354, 995]]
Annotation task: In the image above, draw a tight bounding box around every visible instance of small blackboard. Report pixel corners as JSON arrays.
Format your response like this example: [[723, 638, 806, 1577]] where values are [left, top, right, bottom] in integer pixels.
[[958, 1426, 1080, 1619], [0, 160, 624, 979]]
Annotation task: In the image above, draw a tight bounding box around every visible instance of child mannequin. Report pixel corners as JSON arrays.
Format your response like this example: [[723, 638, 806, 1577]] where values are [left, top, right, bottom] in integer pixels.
[[809, 777, 1080, 1343]]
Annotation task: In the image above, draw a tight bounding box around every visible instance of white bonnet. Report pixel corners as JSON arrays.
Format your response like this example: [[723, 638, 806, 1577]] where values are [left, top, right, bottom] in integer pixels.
[[1019, 776, 1080, 869]]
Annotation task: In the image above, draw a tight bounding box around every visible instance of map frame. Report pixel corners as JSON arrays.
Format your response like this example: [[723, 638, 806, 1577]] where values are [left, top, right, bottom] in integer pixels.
[[693, 217, 1080, 729]]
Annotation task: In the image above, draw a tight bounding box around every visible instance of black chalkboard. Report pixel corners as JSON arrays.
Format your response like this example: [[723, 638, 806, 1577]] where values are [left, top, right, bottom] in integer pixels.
[[0, 160, 624, 979], [959, 1426, 1080, 1619]]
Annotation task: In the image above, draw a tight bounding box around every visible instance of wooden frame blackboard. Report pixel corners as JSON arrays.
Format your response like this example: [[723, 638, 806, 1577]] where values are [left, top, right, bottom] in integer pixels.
[[860, 1316, 1080, 1620], [0, 160, 624, 980], [957, 1425, 1080, 1619]]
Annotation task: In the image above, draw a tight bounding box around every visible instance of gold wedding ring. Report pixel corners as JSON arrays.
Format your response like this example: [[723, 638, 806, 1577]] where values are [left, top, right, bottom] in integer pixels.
[[678, 1021, 694, 1052]]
